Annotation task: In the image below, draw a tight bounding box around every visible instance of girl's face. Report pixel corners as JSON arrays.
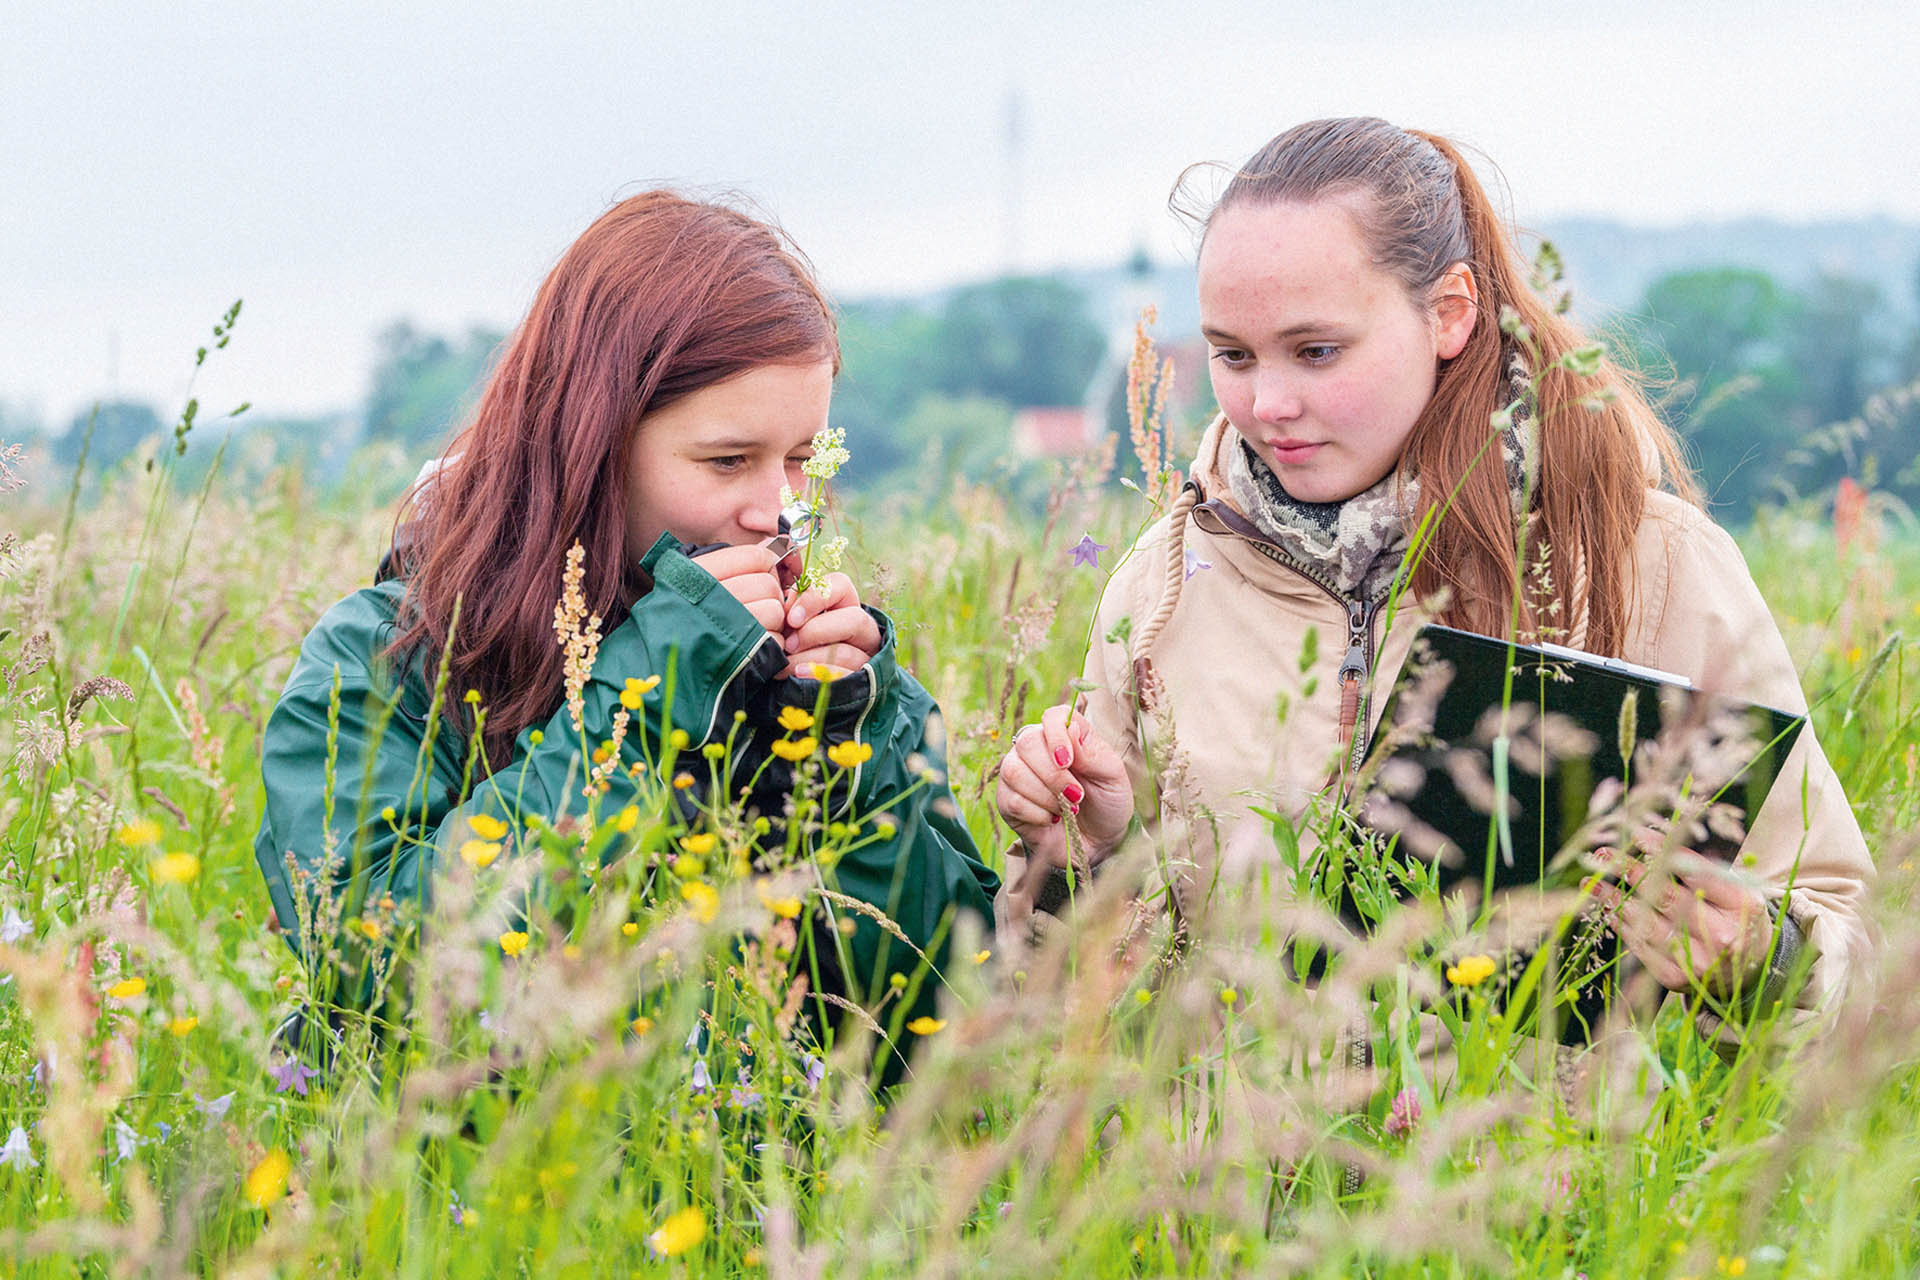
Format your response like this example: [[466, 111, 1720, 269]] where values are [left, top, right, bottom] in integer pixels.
[[1198, 198, 1475, 504], [624, 359, 835, 561]]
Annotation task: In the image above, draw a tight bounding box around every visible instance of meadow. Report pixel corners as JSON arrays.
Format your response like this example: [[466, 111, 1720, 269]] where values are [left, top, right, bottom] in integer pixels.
[[1, 344, 1917, 1278]]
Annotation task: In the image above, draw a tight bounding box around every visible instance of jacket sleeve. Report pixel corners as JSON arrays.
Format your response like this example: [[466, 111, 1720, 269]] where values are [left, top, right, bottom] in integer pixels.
[[1635, 498, 1876, 1036], [760, 609, 1001, 1024], [253, 535, 786, 961]]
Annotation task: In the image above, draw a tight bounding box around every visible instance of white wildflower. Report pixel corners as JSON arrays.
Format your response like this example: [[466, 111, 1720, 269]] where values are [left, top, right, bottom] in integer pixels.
[[0, 1126, 36, 1171], [112, 1118, 142, 1164], [800, 427, 848, 482]]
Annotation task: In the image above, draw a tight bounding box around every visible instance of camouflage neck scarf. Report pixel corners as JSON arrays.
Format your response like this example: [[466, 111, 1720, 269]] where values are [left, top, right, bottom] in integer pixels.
[[1223, 367, 1538, 601]]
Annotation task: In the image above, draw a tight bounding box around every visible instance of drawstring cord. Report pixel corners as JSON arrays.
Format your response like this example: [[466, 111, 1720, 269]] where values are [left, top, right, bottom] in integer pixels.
[[1127, 484, 1200, 714]]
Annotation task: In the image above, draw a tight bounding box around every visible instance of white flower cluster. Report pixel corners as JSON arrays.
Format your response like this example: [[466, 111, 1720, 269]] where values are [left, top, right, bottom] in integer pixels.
[[800, 427, 848, 483]]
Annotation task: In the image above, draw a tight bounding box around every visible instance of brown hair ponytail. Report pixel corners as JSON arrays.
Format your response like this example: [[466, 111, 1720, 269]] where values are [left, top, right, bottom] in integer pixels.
[[1203, 118, 1701, 654]]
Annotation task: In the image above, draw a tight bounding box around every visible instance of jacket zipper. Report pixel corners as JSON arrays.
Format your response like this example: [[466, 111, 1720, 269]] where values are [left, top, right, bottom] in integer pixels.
[[1235, 539, 1384, 777], [1336, 596, 1378, 775]]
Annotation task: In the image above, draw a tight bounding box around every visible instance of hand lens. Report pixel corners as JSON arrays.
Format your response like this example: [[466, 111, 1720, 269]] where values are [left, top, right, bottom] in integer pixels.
[[762, 502, 819, 559]]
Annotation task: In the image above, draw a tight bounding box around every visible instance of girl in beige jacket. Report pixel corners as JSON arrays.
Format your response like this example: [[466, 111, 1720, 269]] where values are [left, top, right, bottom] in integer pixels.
[[994, 117, 1873, 1049]]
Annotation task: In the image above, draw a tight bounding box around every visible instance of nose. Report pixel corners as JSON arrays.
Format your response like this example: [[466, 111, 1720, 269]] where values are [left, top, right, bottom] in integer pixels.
[[736, 470, 785, 537], [1250, 369, 1303, 425]]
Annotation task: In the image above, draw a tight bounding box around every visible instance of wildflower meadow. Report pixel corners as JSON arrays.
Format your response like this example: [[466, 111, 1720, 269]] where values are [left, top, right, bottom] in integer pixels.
[[1, 314, 1918, 1278]]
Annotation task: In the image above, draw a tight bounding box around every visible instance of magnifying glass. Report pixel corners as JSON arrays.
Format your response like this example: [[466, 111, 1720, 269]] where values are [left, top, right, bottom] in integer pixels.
[[680, 503, 819, 563], [761, 501, 819, 560]]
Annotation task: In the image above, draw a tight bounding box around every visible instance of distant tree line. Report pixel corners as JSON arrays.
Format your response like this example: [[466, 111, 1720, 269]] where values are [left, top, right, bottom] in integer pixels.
[[826, 276, 1106, 492], [15, 260, 1919, 522], [1619, 262, 1920, 514]]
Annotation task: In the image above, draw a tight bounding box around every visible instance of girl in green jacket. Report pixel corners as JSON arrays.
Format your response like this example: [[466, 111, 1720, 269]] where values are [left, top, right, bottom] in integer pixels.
[[254, 191, 997, 1045]]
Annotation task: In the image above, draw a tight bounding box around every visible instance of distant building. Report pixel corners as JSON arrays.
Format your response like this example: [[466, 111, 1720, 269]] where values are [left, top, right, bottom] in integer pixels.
[[1011, 406, 1098, 459]]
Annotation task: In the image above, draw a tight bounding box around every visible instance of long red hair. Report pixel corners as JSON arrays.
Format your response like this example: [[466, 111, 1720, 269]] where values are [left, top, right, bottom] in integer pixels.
[[388, 191, 838, 769]]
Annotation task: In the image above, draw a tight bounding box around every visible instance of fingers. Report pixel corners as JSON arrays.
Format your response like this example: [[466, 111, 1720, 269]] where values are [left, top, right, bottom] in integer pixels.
[[994, 703, 1134, 864], [738, 597, 787, 632], [1039, 702, 1129, 788], [994, 749, 1071, 867], [784, 601, 881, 662], [1593, 883, 1691, 990], [997, 724, 1073, 829], [1590, 850, 1770, 994], [785, 572, 859, 631], [695, 545, 786, 635], [1019, 707, 1084, 809], [691, 543, 779, 580], [994, 755, 1063, 831]]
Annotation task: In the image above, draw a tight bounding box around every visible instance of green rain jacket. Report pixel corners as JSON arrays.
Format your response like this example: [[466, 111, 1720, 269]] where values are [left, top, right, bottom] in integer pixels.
[[253, 532, 1000, 1020]]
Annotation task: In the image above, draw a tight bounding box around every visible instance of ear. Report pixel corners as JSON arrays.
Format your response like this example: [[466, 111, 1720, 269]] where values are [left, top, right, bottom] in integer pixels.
[[1430, 263, 1479, 360]]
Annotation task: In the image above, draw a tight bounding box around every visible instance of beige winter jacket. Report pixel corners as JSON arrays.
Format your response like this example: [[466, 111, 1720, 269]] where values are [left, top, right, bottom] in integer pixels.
[[1001, 416, 1875, 1029]]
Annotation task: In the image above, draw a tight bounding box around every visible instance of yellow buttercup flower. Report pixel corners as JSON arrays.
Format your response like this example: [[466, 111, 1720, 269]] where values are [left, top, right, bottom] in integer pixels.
[[770, 736, 817, 762], [621, 675, 661, 709], [759, 884, 803, 919], [151, 851, 201, 884], [971, 949, 991, 965], [905, 1016, 946, 1036], [614, 805, 639, 833], [621, 921, 639, 937], [777, 706, 815, 732], [168, 1015, 198, 1036], [826, 740, 873, 769], [358, 918, 382, 940], [680, 881, 719, 923], [499, 931, 530, 957], [466, 813, 509, 841], [117, 818, 163, 847], [647, 1206, 707, 1257], [244, 1149, 292, 1208], [1446, 954, 1498, 987], [107, 977, 147, 1000], [631, 1015, 654, 1035], [679, 833, 718, 856], [460, 839, 501, 869], [809, 664, 838, 683]]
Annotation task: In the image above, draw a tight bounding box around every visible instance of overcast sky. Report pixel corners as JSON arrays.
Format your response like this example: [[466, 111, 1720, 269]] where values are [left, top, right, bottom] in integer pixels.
[[4, 0, 1917, 431]]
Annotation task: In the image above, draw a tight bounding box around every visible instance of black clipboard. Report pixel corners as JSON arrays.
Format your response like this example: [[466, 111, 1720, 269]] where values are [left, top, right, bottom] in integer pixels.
[[1342, 624, 1806, 1042]]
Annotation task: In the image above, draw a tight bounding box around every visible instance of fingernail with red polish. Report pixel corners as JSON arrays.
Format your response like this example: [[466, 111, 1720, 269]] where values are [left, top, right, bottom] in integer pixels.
[[1054, 748, 1071, 767], [1050, 813, 1061, 825], [1062, 782, 1084, 804], [1068, 802, 1080, 816]]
